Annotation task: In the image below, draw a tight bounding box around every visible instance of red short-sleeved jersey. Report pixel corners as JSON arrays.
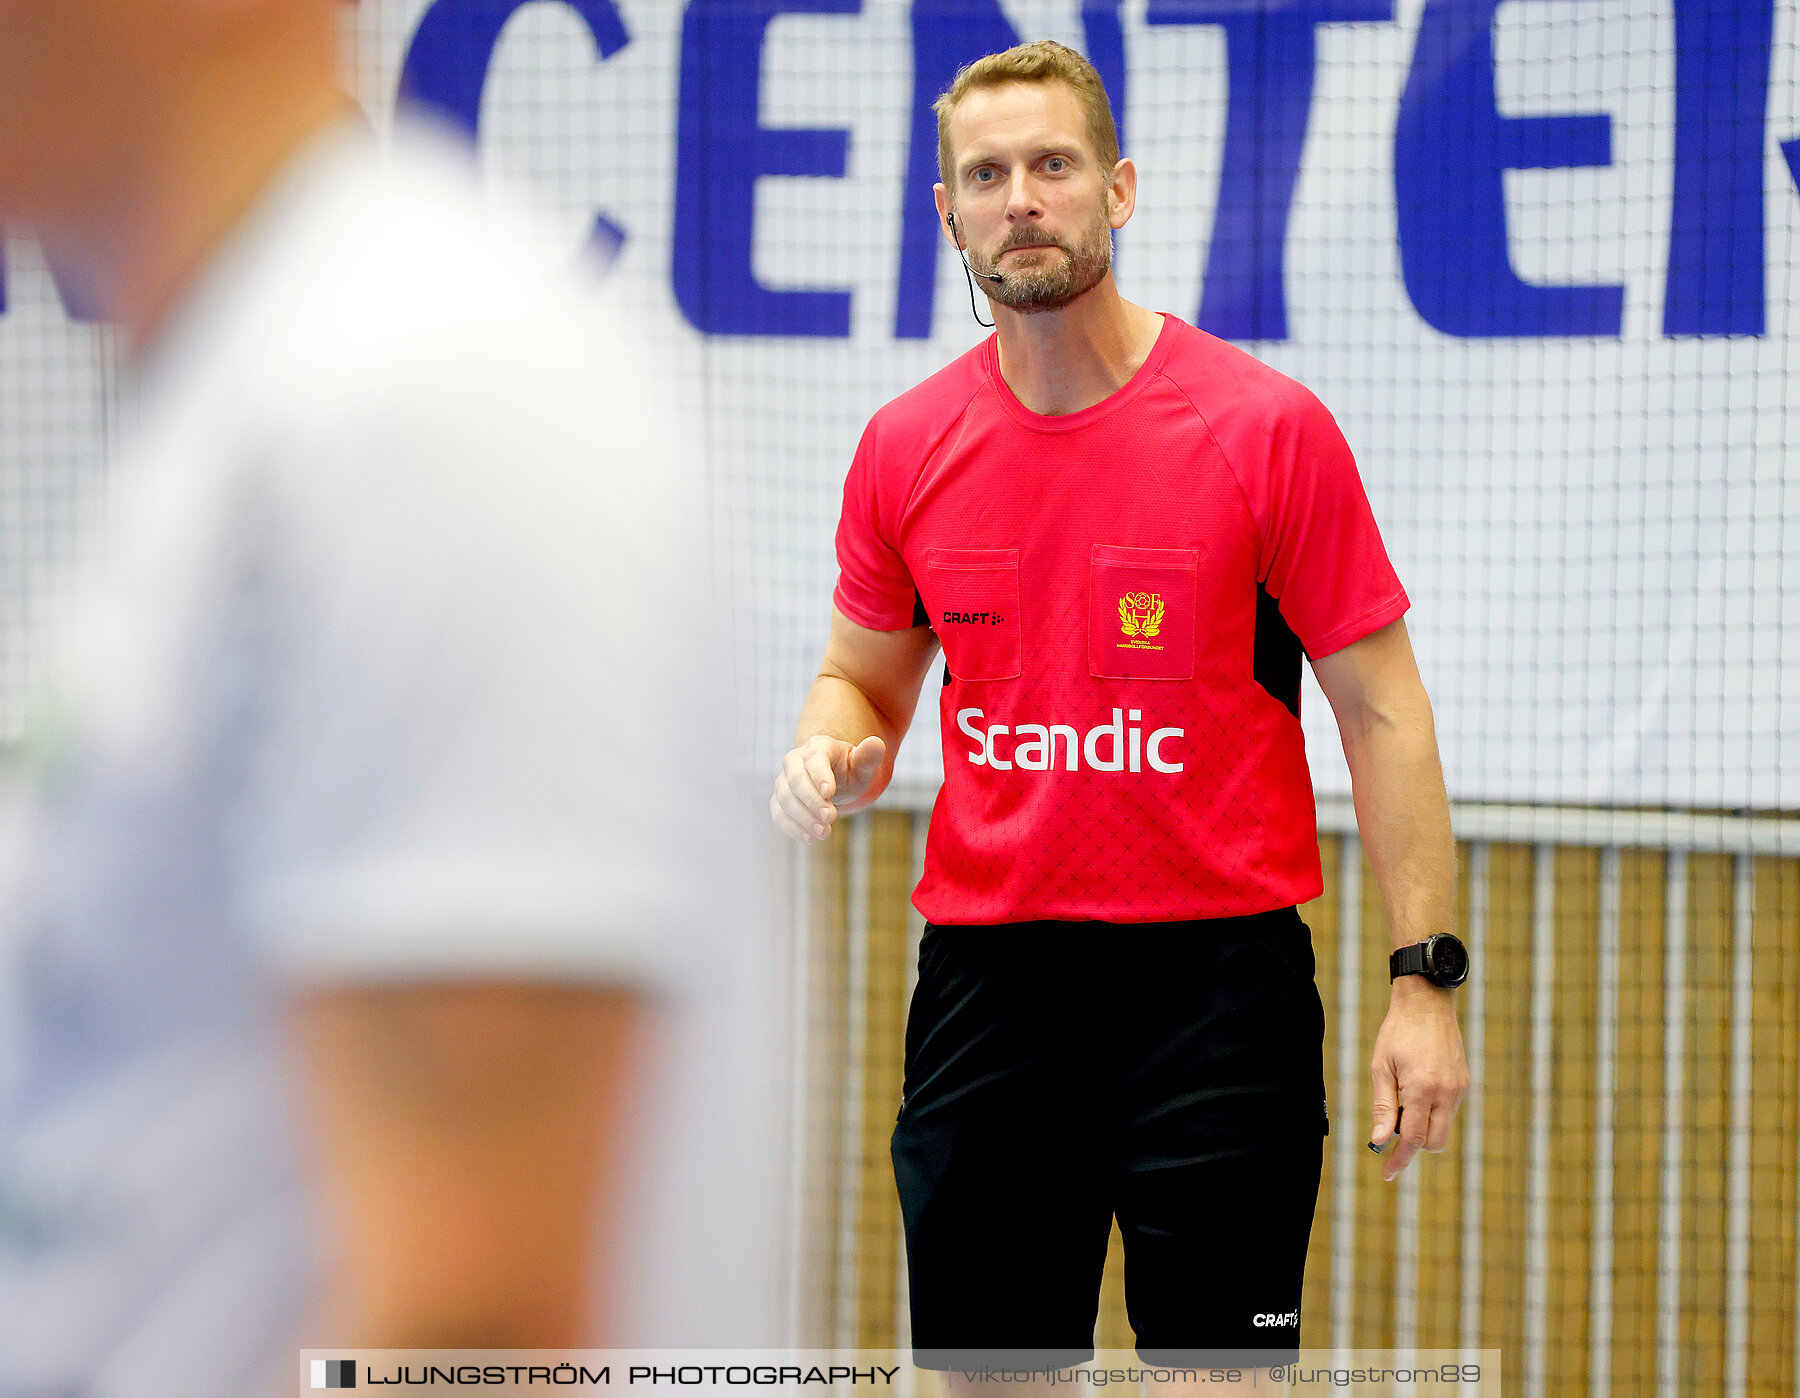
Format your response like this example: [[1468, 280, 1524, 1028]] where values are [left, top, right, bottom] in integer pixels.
[[833, 313, 1408, 924]]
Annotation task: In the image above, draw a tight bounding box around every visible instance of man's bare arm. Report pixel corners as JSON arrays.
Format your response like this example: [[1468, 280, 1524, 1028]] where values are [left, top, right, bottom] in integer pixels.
[[1311, 617, 1456, 946], [288, 982, 648, 1347], [1311, 617, 1468, 1180], [771, 606, 940, 843]]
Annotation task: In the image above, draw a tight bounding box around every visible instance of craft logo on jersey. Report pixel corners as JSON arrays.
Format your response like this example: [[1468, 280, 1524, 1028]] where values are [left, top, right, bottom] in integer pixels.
[[1117, 591, 1165, 650], [312, 1359, 356, 1388]]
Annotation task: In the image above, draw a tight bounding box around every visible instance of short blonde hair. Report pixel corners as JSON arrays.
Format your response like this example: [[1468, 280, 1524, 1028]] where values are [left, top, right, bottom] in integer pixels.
[[934, 40, 1120, 189]]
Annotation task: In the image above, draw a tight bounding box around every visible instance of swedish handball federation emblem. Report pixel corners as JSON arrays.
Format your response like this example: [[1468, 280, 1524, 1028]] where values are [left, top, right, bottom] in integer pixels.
[[1117, 590, 1165, 650], [312, 1359, 356, 1388]]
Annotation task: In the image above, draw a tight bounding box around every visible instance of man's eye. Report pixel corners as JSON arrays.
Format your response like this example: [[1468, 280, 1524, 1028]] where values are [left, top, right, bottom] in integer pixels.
[[1045, 157, 1068, 172]]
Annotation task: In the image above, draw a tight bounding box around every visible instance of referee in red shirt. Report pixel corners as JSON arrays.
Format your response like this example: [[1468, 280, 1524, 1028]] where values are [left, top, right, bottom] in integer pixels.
[[771, 40, 1469, 1380]]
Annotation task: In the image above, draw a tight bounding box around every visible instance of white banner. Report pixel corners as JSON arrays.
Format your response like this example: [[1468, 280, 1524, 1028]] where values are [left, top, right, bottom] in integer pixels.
[[6, 0, 1797, 808]]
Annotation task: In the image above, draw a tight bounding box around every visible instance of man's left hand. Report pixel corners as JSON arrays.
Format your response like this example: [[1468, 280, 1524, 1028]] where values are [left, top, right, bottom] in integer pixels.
[[1367, 979, 1469, 1182]]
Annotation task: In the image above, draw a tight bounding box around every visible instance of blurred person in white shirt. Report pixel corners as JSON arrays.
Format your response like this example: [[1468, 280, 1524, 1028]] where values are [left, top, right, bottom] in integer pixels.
[[0, 0, 775, 1392]]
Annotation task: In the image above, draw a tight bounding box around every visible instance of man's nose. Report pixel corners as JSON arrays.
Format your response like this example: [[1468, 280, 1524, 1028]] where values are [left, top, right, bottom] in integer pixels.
[[1004, 170, 1044, 221]]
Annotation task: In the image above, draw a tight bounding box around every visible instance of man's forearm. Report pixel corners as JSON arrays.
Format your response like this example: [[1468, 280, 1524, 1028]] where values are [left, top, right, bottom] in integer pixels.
[[794, 671, 899, 748], [793, 672, 905, 811], [1341, 692, 1456, 954], [1315, 622, 1468, 1165]]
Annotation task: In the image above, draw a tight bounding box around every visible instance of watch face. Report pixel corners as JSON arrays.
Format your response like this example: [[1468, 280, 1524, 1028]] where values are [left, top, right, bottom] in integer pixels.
[[1429, 935, 1469, 985]]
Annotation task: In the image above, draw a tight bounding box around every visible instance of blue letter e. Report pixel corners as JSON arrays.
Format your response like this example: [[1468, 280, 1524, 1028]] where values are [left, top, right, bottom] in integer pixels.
[[1394, 0, 1622, 338], [674, 0, 861, 337]]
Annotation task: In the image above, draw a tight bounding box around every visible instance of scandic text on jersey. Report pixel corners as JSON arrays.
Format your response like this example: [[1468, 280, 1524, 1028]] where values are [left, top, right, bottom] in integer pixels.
[[957, 707, 1184, 774]]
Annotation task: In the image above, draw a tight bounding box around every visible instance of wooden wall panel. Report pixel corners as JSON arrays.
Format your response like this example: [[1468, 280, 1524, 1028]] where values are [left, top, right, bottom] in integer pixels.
[[806, 823, 1800, 1383], [1546, 848, 1600, 1393], [1478, 844, 1536, 1383], [1353, 844, 1398, 1346], [1680, 854, 1734, 1396], [851, 813, 915, 1346], [1609, 849, 1666, 1398], [1097, 1222, 1131, 1349], [1413, 843, 1476, 1350], [801, 833, 851, 1346], [1299, 833, 1341, 1350], [1748, 856, 1799, 1397]]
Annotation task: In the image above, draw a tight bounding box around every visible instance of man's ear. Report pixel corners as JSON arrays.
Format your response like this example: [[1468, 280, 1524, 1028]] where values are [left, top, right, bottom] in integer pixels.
[[933, 182, 959, 247], [1106, 156, 1138, 231]]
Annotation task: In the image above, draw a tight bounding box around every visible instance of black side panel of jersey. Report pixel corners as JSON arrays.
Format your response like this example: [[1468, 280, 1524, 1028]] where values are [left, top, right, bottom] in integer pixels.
[[919, 589, 951, 686], [1255, 582, 1303, 719]]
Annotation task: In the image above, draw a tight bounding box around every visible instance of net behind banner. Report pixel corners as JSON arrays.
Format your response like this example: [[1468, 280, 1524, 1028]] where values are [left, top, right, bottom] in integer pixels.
[[343, 0, 1800, 814]]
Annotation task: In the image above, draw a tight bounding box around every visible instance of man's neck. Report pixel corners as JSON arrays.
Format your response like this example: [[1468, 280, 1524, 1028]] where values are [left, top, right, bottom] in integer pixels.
[[991, 275, 1163, 417], [39, 47, 348, 355]]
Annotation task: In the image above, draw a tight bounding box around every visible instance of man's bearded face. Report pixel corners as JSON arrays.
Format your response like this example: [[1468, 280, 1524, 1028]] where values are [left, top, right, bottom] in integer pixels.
[[976, 200, 1113, 315]]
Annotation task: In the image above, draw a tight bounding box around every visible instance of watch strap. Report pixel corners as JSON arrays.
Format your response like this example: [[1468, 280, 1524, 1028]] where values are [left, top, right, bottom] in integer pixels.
[[1389, 942, 1430, 980]]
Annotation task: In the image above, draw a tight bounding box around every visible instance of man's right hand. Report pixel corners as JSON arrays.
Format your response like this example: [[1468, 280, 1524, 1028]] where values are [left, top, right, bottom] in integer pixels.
[[770, 734, 887, 844]]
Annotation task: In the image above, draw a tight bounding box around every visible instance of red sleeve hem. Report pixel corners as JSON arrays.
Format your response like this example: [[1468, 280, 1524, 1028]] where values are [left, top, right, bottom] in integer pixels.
[[1302, 589, 1410, 660], [832, 578, 917, 632]]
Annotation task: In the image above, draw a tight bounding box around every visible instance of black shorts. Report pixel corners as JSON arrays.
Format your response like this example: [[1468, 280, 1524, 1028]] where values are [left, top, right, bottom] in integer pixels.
[[890, 907, 1327, 1370]]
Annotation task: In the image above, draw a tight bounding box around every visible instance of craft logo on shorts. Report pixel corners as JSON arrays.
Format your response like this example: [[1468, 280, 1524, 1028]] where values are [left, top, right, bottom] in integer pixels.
[[1117, 591, 1165, 650], [311, 1359, 356, 1388]]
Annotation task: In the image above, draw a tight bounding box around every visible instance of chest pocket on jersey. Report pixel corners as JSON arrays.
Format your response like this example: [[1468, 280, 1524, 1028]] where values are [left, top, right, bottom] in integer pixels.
[[1088, 544, 1198, 680], [925, 547, 1022, 681]]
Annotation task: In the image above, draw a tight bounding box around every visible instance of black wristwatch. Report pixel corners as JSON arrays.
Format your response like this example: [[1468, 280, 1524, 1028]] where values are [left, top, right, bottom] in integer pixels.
[[1389, 932, 1470, 988]]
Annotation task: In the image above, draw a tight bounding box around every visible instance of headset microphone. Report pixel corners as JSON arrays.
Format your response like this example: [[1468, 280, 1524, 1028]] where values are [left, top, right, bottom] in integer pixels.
[[946, 209, 1001, 328], [947, 211, 1004, 282]]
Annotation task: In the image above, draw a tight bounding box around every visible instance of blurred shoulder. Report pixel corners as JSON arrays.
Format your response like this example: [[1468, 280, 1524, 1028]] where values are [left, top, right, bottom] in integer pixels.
[[272, 121, 644, 419], [183, 119, 691, 528]]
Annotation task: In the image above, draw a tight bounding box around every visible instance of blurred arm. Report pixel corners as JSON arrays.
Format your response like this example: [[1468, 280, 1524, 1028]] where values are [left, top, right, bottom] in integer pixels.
[[288, 981, 648, 1347]]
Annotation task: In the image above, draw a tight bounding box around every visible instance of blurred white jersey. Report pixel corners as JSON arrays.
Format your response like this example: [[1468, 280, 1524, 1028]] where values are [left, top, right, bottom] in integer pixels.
[[0, 118, 775, 1395]]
